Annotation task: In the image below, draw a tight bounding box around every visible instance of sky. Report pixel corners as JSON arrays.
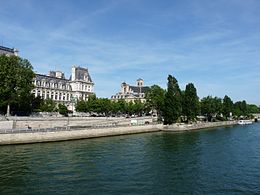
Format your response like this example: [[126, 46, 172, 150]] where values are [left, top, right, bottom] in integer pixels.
[[0, 0, 260, 105]]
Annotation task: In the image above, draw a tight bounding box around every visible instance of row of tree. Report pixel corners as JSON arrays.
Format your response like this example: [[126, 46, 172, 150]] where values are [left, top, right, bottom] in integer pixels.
[[0, 55, 259, 119], [147, 75, 259, 125], [75, 95, 146, 116]]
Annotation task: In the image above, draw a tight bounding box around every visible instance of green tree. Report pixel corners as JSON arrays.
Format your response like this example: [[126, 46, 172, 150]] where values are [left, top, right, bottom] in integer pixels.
[[31, 95, 43, 112], [116, 99, 127, 115], [40, 99, 56, 112], [233, 100, 248, 117], [145, 85, 165, 120], [0, 55, 34, 115], [125, 101, 134, 115], [86, 94, 98, 113], [75, 100, 87, 112], [58, 104, 68, 116], [201, 96, 223, 121], [247, 104, 260, 114], [222, 95, 233, 118], [97, 98, 111, 115], [163, 75, 182, 125], [182, 83, 200, 122], [133, 100, 144, 116]]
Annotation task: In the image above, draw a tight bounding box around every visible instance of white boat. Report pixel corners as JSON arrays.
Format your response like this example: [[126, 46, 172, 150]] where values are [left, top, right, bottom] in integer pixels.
[[238, 120, 253, 125]]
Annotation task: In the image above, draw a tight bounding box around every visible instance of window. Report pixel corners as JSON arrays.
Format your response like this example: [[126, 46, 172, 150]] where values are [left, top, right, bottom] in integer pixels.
[[55, 93, 58, 100]]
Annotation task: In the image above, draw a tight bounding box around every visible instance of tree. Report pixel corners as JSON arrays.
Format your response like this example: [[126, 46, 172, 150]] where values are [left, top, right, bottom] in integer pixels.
[[0, 55, 34, 115], [247, 104, 260, 114], [133, 100, 144, 116], [75, 100, 87, 112], [40, 99, 56, 112], [97, 98, 111, 115], [201, 96, 223, 121], [145, 85, 165, 120], [58, 104, 68, 116], [233, 100, 248, 117], [223, 95, 233, 118], [163, 75, 182, 125], [182, 83, 200, 122]]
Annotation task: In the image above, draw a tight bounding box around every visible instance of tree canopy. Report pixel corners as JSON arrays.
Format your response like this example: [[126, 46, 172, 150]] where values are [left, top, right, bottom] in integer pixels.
[[163, 75, 182, 124], [0, 55, 35, 115], [182, 83, 200, 122], [145, 85, 165, 120]]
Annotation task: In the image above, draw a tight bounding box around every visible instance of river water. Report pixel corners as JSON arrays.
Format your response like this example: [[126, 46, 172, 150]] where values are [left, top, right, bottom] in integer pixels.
[[1, 123, 260, 194]]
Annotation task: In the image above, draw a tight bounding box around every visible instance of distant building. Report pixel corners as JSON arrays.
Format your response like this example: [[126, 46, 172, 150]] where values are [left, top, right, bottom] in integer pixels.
[[33, 66, 94, 111], [0, 45, 19, 56], [111, 78, 150, 103]]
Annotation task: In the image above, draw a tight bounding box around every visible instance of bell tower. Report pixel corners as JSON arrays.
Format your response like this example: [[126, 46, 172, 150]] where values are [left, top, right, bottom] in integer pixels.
[[136, 78, 144, 87]]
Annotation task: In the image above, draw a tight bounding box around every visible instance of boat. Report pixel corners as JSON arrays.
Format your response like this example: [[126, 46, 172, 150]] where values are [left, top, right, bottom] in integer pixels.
[[237, 120, 253, 125]]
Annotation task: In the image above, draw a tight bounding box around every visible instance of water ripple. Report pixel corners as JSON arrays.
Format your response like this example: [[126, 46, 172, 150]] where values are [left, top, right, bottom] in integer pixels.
[[0, 124, 260, 194]]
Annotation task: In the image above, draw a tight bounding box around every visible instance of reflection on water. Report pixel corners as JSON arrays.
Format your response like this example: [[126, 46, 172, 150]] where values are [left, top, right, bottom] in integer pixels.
[[1, 123, 260, 194]]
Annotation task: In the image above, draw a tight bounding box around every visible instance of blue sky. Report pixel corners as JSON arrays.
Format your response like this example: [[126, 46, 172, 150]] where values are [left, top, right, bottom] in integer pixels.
[[1, 0, 260, 105]]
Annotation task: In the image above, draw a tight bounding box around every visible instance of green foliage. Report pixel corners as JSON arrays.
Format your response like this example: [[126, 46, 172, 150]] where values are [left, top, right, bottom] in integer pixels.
[[132, 100, 144, 115], [182, 83, 200, 122], [247, 104, 260, 114], [233, 100, 248, 117], [40, 99, 56, 112], [200, 96, 223, 121], [163, 75, 182, 125], [58, 104, 68, 116], [222, 95, 233, 118], [75, 94, 146, 116], [145, 85, 165, 120], [0, 55, 35, 115], [31, 96, 43, 112], [75, 100, 87, 112]]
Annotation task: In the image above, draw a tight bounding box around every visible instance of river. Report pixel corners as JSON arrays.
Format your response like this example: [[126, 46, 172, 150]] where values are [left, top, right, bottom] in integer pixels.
[[0, 123, 260, 194]]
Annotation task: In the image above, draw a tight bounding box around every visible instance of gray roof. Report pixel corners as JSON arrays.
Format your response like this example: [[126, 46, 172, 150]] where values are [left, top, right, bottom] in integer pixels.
[[35, 74, 69, 84], [129, 86, 150, 93], [0, 46, 15, 53]]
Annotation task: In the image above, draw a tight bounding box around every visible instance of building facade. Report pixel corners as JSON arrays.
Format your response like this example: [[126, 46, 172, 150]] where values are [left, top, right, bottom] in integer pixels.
[[111, 79, 150, 103], [0, 45, 19, 56], [33, 66, 94, 111]]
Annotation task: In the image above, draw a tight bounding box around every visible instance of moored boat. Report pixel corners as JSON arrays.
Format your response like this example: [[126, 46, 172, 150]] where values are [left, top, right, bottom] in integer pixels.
[[238, 120, 253, 125]]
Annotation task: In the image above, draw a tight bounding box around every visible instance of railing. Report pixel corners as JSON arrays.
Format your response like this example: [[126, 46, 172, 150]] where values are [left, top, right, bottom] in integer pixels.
[[0, 122, 158, 134]]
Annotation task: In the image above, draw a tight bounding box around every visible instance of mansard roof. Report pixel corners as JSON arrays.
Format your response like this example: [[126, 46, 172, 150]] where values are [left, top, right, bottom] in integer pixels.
[[0, 46, 16, 53], [129, 86, 150, 93], [35, 74, 69, 84]]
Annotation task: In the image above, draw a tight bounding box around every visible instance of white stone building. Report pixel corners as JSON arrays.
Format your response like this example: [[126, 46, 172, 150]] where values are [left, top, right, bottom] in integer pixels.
[[33, 66, 94, 111], [111, 79, 150, 103]]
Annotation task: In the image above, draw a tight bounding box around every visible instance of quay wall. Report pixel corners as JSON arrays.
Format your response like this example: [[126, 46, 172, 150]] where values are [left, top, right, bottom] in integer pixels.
[[2, 117, 141, 129], [161, 121, 237, 132], [0, 124, 162, 145], [0, 119, 239, 146]]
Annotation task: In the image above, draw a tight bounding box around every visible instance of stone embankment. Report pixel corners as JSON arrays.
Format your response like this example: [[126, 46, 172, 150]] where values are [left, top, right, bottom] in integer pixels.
[[161, 121, 237, 132], [0, 124, 162, 145], [1, 116, 154, 129], [0, 116, 238, 145]]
